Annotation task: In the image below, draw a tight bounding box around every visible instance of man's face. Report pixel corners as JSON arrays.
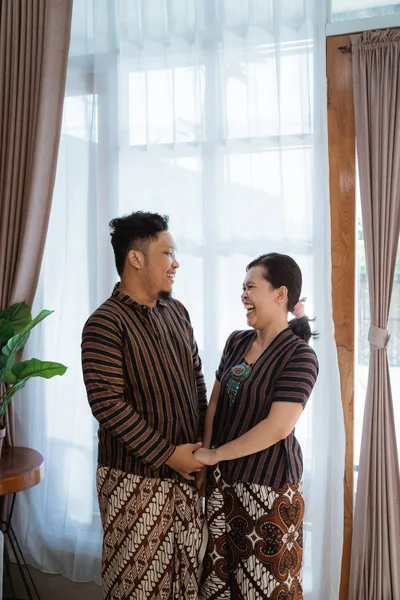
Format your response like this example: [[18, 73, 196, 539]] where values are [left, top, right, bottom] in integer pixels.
[[141, 231, 180, 300]]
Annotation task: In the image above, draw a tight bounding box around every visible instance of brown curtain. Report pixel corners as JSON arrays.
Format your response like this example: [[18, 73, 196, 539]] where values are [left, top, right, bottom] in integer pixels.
[[0, 0, 73, 444], [350, 30, 400, 600]]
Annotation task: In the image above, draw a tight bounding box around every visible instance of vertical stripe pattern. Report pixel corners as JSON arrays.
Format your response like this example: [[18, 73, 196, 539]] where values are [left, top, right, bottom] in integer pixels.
[[82, 285, 207, 479], [213, 328, 318, 486]]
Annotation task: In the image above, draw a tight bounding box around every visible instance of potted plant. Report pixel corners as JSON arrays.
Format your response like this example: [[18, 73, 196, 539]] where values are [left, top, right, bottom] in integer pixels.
[[0, 301, 67, 458]]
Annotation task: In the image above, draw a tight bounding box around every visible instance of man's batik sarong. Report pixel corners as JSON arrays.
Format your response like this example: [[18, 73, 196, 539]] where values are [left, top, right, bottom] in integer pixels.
[[97, 467, 204, 600]]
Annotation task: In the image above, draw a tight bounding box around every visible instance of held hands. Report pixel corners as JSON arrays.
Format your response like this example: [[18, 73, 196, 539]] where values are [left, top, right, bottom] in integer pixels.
[[165, 443, 219, 485], [193, 447, 218, 466], [194, 449, 219, 494], [165, 442, 205, 481]]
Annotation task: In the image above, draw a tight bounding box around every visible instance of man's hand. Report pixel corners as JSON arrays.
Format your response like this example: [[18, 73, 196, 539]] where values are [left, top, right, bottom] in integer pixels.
[[166, 442, 205, 481]]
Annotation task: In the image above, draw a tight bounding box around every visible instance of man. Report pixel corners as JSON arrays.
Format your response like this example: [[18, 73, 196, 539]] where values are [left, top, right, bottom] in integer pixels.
[[81, 212, 207, 600]]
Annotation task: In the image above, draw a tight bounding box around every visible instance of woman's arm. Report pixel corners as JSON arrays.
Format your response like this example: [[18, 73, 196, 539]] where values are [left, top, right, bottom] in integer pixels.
[[194, 401, 303, 465], [194, 342, 318, 466]]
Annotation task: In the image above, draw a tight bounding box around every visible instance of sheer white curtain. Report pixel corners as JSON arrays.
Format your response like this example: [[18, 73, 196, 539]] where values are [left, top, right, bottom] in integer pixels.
[[13, 1, 344, 597]]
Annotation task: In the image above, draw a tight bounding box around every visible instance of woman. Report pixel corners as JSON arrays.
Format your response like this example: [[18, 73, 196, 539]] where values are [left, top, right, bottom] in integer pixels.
[[195, 253, 318, 600]]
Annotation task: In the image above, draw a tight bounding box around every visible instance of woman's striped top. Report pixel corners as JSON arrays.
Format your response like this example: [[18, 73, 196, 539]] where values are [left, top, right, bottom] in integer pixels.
[[212, 327, 319, 487]]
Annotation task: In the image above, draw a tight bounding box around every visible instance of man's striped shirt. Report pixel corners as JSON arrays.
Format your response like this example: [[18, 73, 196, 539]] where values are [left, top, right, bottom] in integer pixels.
[[212, 327, 319, 487], [81, 285, 207, 480]]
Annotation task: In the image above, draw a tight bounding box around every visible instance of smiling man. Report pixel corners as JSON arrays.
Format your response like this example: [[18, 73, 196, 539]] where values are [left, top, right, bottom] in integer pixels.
[[81, 211, 207, 600]]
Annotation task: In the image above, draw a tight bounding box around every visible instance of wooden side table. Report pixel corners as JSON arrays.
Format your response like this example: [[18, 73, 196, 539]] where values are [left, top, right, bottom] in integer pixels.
[[0, 447, 44, 600]]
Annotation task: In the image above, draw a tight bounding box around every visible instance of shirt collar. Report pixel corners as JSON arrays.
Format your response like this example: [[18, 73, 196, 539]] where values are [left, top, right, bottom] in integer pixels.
[[112, 283, 167, 309]]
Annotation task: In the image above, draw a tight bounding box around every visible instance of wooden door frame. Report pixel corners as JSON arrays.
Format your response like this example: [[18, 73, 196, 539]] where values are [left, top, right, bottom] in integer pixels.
[[326, 34, 355, 600]]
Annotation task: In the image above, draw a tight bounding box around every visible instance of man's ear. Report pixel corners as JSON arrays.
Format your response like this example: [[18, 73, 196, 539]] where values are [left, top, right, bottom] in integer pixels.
[[126, 249, 143, 270]]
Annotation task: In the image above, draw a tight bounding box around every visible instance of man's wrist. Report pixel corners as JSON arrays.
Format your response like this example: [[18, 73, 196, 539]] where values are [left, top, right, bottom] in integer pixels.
[[164, 444, 177, 467]]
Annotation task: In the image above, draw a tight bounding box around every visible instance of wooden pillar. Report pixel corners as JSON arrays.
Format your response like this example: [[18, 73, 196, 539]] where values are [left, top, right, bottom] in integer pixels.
[[326, 34, 356, 600]]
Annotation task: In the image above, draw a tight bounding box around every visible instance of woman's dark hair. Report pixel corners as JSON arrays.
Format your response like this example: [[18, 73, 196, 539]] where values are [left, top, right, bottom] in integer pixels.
[[109, 211, 169, 276], [246, 252, 317, 342]]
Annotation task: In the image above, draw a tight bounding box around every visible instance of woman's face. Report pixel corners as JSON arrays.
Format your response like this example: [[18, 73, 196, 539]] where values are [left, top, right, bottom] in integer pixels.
[[241, 266, 287, 330]]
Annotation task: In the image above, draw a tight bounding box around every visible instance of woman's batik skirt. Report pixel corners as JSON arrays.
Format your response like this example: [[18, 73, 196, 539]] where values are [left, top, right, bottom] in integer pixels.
[[200, 466, 305, 600]]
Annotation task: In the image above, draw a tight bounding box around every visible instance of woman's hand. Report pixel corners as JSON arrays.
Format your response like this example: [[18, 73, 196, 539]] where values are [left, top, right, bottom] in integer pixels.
[[194, 447, 218, 466], [293, 297, 307, 319]]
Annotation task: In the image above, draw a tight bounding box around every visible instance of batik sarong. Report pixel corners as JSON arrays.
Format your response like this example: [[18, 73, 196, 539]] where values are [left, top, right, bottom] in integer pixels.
[[200, 466, 304, 600], [97, 467, 204, 600]]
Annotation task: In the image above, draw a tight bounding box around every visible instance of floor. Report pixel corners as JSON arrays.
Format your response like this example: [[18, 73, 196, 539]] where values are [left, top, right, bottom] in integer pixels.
[[4, 564, 101, 600]]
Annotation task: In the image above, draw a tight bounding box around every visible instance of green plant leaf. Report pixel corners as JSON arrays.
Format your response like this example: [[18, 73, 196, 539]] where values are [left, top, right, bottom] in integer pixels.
[[0, 361, 67, 418], [0, 302, 32, 333], [0, 311, 53, 377], [0, 319, 14, 347], [4, 370, 17, 385], [12, 359, 67, 380], [0, 378, 29, 419], [1, 330, 31, 360], [0, 330, 31, 382], [20, 310, 53, 335], [0, 305, 67, 418], [1, 310, 53, 366]]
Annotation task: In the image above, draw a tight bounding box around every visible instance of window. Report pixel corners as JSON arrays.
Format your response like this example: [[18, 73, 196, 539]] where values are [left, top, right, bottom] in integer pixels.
[[331, 0, 400, 22], [118, 36, 317, 383]]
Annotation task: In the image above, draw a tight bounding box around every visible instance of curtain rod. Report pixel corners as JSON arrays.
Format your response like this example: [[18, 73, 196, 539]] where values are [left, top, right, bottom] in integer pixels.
[[338, 44, 352, 52]]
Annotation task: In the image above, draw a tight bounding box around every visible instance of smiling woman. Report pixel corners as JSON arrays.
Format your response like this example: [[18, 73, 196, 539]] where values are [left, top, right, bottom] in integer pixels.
[[196, 253, 319, 600], [242, 253, 315, 345]]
